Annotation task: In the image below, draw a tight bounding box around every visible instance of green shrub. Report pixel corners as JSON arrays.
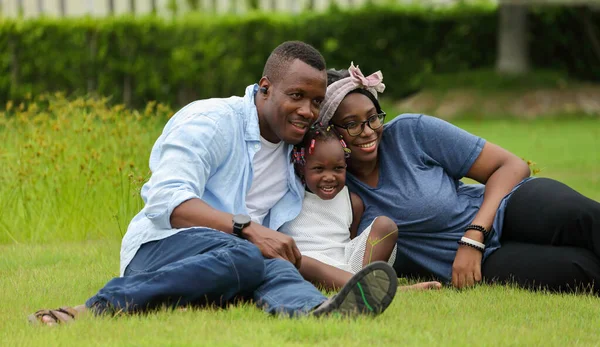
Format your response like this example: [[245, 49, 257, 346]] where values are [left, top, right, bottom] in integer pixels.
[[0, 5, 597, 108]]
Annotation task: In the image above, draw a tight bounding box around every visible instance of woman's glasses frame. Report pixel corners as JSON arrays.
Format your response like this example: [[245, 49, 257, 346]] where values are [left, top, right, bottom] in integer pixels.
[[331, 112, 386, 137]]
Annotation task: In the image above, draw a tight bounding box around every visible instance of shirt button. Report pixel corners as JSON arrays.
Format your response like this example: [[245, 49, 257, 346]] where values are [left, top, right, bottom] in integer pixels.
[[254, 144, 259, 150]]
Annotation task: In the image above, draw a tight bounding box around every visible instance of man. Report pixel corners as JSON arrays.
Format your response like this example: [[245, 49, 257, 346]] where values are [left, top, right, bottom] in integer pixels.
[[29, 41, 401, 325]]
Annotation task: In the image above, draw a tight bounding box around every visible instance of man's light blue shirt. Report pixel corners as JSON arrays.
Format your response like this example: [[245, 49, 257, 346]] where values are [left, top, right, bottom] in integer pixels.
[[119, 84, 305, 276]]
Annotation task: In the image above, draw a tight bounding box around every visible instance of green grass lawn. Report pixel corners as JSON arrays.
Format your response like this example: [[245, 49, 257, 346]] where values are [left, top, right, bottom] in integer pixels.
[[2, 240, 600, 346], [1, 96, 599, 345], [457, 118, 600, 199]]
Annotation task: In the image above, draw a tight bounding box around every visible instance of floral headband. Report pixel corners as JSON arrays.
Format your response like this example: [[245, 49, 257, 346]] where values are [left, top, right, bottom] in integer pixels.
[[317, 62, 385, 125]]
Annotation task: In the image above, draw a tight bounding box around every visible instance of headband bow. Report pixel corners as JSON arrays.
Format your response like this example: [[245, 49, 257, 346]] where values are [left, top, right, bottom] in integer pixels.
[[349, 63, 385, 93]]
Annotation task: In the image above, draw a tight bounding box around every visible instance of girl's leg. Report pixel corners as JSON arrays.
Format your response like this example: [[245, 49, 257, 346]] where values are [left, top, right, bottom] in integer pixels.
[[363, 216, 399, 267], [359, 218, 441, 291], [298, 256, 354, 291]]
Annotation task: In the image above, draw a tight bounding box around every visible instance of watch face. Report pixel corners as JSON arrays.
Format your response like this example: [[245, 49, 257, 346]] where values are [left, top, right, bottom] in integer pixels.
[[233, 214, 251, 225]]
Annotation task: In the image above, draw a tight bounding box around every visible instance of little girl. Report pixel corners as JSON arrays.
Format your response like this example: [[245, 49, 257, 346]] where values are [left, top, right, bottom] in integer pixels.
[[279, 122, 398, 290]]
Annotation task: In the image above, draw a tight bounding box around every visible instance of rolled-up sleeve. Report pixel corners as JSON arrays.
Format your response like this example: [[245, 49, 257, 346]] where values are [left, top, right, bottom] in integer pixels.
[[143, 113, 228, 229]]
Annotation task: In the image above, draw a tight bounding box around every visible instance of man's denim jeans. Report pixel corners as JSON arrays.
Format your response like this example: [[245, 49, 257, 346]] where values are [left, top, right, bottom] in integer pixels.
[[86, 228, 326, 316]]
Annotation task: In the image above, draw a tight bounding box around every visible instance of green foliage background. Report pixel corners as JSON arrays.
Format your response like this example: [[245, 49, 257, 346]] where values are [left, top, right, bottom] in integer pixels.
[[0, 5, 598, 108]]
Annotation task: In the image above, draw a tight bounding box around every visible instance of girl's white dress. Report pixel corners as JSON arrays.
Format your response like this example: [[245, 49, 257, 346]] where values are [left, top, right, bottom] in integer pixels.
[[280, 186, 397, 274]]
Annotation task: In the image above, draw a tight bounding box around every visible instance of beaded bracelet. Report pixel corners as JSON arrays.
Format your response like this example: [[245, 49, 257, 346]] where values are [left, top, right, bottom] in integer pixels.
[[457, 237, 485, 252], [465, 224, 490, 238], [458, 241, 484, 252]]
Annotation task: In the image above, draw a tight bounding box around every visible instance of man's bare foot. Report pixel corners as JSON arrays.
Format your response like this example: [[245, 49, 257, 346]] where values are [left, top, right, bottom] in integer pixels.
[[28, 304, 87, 326], [398, 281, 442, 291]]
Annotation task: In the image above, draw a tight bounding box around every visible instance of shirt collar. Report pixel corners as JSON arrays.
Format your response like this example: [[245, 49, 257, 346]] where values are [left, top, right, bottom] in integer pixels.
[[243, 84, 261, 143]]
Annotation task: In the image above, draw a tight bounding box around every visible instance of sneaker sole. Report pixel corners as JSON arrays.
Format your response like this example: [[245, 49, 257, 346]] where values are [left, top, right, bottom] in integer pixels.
[[312, 261, 397, 317]]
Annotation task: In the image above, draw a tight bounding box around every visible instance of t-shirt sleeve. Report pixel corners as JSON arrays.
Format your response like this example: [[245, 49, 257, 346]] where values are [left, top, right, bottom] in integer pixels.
[[415, 115, 485, 179]]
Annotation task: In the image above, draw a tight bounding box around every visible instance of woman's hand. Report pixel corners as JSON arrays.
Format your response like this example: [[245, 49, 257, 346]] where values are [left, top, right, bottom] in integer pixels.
[[451, 245, 483, 289]]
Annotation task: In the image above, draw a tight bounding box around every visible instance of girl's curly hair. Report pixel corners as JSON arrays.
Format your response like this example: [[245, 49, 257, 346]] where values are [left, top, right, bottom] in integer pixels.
[[292, 122, 350, 168]]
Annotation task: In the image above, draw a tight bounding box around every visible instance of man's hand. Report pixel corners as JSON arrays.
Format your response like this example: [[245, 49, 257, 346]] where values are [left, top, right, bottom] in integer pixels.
[[242, 223, 302, 269], [451, 245, 483, 289]]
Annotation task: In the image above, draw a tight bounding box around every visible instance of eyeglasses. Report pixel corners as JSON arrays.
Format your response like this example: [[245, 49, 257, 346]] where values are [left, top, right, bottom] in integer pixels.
[[332, 112, 386, 137]]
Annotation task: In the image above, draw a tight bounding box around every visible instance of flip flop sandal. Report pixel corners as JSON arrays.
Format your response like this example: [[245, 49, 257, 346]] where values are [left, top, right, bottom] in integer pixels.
[[28, 307, 78, 325]]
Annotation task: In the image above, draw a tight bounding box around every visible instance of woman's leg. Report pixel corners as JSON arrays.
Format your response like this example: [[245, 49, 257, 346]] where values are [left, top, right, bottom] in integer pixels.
[[502, 177, 600, 249], [482, 242, 600, 294], [484, 178, 600, 292]]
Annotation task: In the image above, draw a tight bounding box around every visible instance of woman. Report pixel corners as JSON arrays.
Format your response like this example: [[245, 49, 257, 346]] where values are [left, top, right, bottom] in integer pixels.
[[318, 63, 600, 292]]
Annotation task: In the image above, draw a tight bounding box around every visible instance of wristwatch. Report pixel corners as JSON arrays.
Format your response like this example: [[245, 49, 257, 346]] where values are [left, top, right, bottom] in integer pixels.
[[232, 214, 252, 238]]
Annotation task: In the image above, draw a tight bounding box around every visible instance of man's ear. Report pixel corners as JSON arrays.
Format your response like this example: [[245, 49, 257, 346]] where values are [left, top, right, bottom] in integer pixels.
[[258, 76, 271, 97]]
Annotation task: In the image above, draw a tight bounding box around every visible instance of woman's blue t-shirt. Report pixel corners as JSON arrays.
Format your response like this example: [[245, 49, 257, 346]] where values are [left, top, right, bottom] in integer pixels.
[[346, 114, 530, 283]]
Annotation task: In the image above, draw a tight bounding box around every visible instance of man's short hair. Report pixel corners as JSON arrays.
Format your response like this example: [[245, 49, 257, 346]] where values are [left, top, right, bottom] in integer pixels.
[[262, 41, 326, 84]]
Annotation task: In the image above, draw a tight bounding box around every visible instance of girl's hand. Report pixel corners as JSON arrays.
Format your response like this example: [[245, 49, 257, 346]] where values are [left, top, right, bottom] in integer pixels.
[[451, 245, 483, 289]]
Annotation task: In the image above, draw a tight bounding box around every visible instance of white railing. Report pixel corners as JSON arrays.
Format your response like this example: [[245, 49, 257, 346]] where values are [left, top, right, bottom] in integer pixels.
[[0, 0, 483, 17]]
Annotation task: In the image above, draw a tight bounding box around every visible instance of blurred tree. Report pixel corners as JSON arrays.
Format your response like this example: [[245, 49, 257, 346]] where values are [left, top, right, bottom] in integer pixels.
[[497, 0, 600, 75], [108, 0, 114, 15], [186, 0, 200, 10], [17, 0, 24, 17], [129, 0, 136, 13], [578, 6, 600, 63], [167, 0, 178, 15], [59, 0, 66, 16], [496, 3, 529, 74], [247, 0, 259, 10]]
